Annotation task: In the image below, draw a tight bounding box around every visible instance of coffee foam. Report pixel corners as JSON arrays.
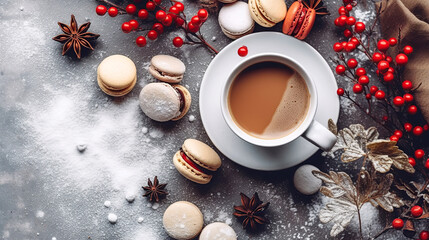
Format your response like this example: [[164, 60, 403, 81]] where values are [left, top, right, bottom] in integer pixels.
[[262, 72, 310, 139]]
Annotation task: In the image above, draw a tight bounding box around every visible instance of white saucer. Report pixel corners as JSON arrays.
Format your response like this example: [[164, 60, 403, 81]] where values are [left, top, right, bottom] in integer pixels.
[[199, 32, 339, 171]]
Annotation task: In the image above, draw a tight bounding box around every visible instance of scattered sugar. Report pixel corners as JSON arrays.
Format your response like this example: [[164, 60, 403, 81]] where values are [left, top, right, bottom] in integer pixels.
[[52, 238, 57, 240], [151, 203, 160, 210], [35, 210, 45, 218], [108, 213, 118, 224], [125, 193, 136, 203], [137, 217, 144, 223], [76, 144, 87, 153], [149, 128, 164, 138], [188, 115, 196, 122], [141, 127, 148, 134], [104, 201, 111, 208]]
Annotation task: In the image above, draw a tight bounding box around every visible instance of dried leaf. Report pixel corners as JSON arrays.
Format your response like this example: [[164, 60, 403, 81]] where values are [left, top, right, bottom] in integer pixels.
[[370, 192, 404, 212], [319, 198, 357, 237], [357, 169, 393, 205], [423, 194, 429, 204], [313, 171, 357, 201], [328, 119, 338, 135], [395, 183, 417, 199], [366, 140, 415, 173], [326, 124, 379, 163]]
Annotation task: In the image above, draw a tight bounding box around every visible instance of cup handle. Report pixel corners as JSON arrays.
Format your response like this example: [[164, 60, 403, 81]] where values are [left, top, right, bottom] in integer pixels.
[[302, 120, 337, 151]]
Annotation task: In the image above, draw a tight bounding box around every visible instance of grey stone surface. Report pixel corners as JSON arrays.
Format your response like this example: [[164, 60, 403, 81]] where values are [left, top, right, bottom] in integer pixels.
[[0, 0, 404, 239]]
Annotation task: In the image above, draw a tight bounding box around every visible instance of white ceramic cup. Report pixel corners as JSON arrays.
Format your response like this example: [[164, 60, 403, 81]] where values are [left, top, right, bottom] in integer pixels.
[[220, 53, 337, 151]]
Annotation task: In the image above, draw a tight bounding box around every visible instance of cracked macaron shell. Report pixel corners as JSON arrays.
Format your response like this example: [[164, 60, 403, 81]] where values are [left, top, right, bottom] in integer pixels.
[[149, 55, 186, 83]]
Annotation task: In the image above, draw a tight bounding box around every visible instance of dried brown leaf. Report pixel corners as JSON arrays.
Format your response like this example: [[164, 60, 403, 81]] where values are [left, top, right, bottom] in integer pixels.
[[313, 171, 357, 201], [357, 169, 393, 205], [395, 183, 417, 199], [366, 140, 415, 173], [319, 198, 357, 237], [370, 192, 404, 212], [328, 119, 338, 135], [423, 194, 429, 205]]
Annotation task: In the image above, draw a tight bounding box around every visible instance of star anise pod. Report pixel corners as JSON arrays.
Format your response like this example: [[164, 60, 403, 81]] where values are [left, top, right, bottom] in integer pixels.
[[142, 176, 168, 202], [52, 15, 99, 59], [233, 192, 270, 231]]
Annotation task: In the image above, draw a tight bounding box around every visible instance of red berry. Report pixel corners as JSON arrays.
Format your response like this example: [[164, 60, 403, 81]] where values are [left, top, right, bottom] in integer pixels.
[[377, 39, 390, 52], [403, 93, 413, 102], [411, 205, 423, 217], [121, 22, 132, 33], [338, 15, 347, 26], [345, 42, 356, 52], [153, 0, 162, 4], [337, 88, 345, 96], [385, 56, 393, 63], [392, 218, 404, 229], [387, 67, 395, 74], [377, 60, 390, 73], [138, 9, 149, 19], [162, 14, 173, 26], [353, 84, 363, 94], [408, 157, 416, 167], [344, 29, 353, 38], [334, 18, 341, 27], [346, 16, 356, 25], [169, 6, 180, 15], [347, 58, 358, 68], [126, 4, 137, 15], [198, 9, 209, 21], [390, 135, 399, 142], [388, 37, 397, 46], [136, 36, 147, 47], [354, 22, 365, 33], [147, 30, 158, 40], [383, 72, 394, 82], [403, 45, 413, 55], [394, 130, 403, 138], [424, 124, 429, 131], [238, 46, 248, 57], [152, 23, 164, 34], [408, 105, 418, 115], [356, 68, 366, 76], [358, 75, 369, 85], [396, 53, 408, 65], [341, 41, 347, 48], [369, 86, 378, 94], [375, 90, 385, 99], [333, 42, 343, 52], [421, 231, 429, 240], [413, 126, 423, 136], [338, 6, 348, 15], [175, 2, 185, 12], [346, 4, 353, 11], [404, 123, 413, 132], [415, 149, 425, 159], [108, 7, 118, 17], [173, 37, 184, 47], [96, 5, 107, 16], [350, 37, 360, 46], [343, 0, 351, 4], [175, 17, 185, 27], [187, 22, 199, 33], [156, 10, 167, 21], [129, 19, 139, 30], [426, 160, 429, 170], [146, 1, 156, 11], [336, 65, 346, 75], [372, 52, 383, 63], [191, 16, 201, 26], [393, 96, 404, 106], [382, 115, 388, 121], [402, 80, 413, 90]]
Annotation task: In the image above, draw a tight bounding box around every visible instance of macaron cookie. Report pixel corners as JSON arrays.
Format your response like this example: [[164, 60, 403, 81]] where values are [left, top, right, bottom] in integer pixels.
[[163, 201, 204, 240], [149, 55, 186, 83], [199, 222, 237, 240], [97, 55, 137, 97], [173, 139, 221, 184], [248, 0, 287, 28], [282, 1, 316, 40], [139, 83, 191, 122], [218, 2, 255, 39]]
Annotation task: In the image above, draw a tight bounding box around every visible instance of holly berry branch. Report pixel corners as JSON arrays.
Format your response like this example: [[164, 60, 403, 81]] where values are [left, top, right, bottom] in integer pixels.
[[95, 0, 218, 54], [318, 0, 429, 238]]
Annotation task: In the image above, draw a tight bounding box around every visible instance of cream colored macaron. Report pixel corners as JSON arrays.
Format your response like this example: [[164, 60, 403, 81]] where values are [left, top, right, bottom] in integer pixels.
[[97, 55, 137, 97], [218, 1, 255, 39], [173, 139, 221, 184], [199, 222, 237, 240], [149, 55, 186, 83], [163, 201, 204, 240], [248, 0, 287, 27]]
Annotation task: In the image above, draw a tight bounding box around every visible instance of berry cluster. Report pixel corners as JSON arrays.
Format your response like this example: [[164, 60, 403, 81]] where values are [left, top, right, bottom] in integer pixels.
[[332, 0, 429, 238], [95, 0, 218, 53]]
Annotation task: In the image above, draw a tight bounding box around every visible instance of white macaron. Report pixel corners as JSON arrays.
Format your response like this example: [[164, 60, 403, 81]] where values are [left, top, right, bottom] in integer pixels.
[[218, 1, 255, 39]]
